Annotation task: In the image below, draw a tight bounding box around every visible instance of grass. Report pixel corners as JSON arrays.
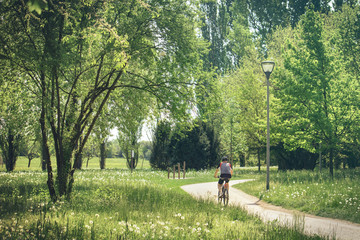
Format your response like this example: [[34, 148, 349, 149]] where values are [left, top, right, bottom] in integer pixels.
[[0, 168, 325, 239], [0, 156, 151, 171], [233, 167, 360, 224]]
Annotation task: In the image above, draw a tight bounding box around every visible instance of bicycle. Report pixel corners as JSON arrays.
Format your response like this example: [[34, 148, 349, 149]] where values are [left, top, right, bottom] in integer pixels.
[[217, 177, 229, 206]]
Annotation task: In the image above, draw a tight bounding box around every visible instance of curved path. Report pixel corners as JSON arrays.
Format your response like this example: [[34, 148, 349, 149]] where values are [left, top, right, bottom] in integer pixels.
[[181, 180, 360, 240]]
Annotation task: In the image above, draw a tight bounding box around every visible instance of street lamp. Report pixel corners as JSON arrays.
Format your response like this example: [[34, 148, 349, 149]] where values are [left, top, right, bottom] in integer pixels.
[[261, 61, 275, 191]]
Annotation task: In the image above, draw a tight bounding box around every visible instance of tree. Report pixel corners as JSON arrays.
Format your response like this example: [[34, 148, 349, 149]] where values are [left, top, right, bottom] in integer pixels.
[[112, 84, 151, 170], [93, 107, 113, 170], [0, 0, 206, 201], [330, 3, 360, 169], [200, 0, 235, 73], [0, 74, 29, 171], [271, 6, 360, 176], [150, 120, 172, 170], [82, 133, 97, 168], [151, 119, 220, 170]]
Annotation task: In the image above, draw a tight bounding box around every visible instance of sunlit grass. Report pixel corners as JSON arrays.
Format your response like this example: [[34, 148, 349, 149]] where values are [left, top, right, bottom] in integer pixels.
[[234, 168, 360, 223], [0, 156, 151, 171], [0, 169, 325, 239]]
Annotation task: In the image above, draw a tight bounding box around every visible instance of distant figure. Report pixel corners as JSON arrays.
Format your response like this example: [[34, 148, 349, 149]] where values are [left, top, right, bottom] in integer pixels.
[[214, 156, 233, 196]]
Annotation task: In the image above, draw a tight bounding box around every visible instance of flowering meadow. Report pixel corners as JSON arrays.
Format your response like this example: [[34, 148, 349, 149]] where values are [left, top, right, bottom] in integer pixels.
[[0, 168, 326, 239], [236, 168, 360, 223]]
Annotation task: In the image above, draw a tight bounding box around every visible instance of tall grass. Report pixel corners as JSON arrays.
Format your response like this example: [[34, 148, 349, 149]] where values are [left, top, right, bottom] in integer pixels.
[[0, 169, 325, 239], [0, 156, 151, 171], [235, 168, 360, 223]]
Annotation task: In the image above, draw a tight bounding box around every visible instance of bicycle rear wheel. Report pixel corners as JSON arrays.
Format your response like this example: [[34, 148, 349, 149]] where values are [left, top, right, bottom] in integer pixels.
[[223, 188, 229, 206]]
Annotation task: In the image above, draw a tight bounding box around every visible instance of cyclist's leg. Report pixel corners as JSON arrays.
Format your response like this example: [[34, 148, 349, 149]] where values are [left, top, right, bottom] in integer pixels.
[[218, 178, 224, 195], [224, 178, 230, 190]]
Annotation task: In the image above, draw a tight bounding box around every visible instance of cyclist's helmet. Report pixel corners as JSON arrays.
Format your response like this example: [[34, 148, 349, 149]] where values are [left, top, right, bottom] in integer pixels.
[[222, 156, 228, 162]]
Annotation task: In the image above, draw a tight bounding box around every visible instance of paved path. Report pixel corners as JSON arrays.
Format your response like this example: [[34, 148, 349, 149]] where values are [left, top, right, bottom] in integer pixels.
[[181, 180, 360, 240]]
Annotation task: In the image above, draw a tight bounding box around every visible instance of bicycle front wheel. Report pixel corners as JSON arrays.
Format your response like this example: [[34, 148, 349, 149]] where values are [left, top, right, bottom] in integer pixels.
[[223, 188, 229, 206]]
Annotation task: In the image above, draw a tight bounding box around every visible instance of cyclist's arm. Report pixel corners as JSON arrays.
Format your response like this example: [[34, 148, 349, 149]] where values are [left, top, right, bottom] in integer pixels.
[[214, 168, 219, 178]]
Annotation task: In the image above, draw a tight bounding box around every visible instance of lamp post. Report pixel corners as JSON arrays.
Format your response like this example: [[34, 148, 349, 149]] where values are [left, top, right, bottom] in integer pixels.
[[261, 61, 275, 191]]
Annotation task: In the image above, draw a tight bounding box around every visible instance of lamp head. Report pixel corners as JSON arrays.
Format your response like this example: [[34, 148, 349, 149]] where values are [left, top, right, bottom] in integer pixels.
[[261, 61, 275, 77]]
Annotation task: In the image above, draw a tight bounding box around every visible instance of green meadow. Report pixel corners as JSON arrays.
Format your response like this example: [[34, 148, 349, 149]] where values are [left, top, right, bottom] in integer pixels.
[[0, 160, 327, 239], [234, 168, 360, 224], [1, 157, 151, 171]]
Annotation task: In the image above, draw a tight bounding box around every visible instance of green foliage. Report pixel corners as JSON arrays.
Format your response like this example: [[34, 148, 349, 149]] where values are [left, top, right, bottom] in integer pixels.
[[150, 121, 172, 170], [269, 5, 360, 172], [0, 0, 207, 199], [169, 120, 220, 170], [0, 74, 32, 171], [151, 120, 220, 170], [272, 143, 318, 170], [216, 45, 266, 166]]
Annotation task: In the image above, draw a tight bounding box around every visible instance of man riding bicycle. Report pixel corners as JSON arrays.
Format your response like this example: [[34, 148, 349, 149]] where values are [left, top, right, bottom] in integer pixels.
[[214, 156, 233, 196]]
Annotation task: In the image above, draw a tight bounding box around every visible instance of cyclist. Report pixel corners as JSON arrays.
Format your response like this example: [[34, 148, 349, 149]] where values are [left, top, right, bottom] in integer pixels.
[[214, 156, 233, 197]]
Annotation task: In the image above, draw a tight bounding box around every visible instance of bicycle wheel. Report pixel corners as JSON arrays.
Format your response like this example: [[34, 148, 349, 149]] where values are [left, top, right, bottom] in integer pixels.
[[223, 188, 229, 206]]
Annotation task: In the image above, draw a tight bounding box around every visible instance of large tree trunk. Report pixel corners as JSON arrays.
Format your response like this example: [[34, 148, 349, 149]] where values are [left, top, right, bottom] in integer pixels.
[[74, 137, 83, 170], [74, 152, 82, 169], [329, 148, 334, 178], [40, 70, 57, 202], [56, 144, 72, 197], [5, 129, 18, 172], [100, 141, 106, 169], [126, 148, 139, 170], [257, 148, 261, 172], [40, 136, 47, 171]]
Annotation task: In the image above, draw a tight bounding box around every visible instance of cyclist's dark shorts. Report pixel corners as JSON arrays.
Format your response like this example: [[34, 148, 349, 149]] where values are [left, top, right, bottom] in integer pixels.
[[218, 174, 232, 185]]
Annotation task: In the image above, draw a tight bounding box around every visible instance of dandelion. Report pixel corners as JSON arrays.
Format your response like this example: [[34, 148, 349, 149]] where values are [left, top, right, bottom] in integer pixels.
[[95, 214, 99, 218], [89, 220, 93, 225], [181, 216, 185, 220]]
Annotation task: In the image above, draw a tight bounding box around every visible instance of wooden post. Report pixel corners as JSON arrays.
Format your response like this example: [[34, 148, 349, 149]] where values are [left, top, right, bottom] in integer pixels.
[[168, 167, 170, 179], [183, 161, 186, 179], [173, 165, 175, 179], [178, 163, 180, 179]]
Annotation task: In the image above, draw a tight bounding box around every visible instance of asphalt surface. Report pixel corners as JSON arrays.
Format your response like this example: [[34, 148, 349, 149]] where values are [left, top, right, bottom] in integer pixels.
[[181, 179, 360, 240]]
